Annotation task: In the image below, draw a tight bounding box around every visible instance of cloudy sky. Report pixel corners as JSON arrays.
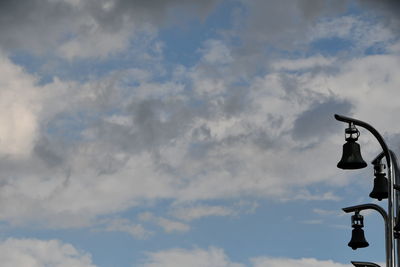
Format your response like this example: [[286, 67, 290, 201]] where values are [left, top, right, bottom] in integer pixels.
[[1, 0, 400, 266]]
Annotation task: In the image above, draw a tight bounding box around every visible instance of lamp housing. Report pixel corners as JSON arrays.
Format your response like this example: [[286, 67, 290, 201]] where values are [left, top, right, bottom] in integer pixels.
[[337, 123, 367, 170]]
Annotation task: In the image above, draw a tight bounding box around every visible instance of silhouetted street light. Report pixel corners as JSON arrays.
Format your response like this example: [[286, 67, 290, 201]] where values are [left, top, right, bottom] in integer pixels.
[[335, 114, 400, 267], [337, 122, 367, 170], [370, 162, 389, 201], [348, 211, 369, 250]]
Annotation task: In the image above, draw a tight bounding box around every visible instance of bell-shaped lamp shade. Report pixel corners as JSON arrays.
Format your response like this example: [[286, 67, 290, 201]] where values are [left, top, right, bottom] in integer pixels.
[[337, 140, 367, 169], [337, 123, 367, 170], [369, 164, 388, 201], [348, 212, 369, 250], [348, 226, 369, 250]]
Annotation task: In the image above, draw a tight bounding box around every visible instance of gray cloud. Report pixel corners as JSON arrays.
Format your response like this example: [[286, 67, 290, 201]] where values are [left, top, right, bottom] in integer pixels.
[[233, 0, 349, 47], [0, 0, 353, 60], [358, 0, 400, 22], [1, 0, 398, 231], [87, 0, 221, 27], [212, 0, 351, 78], [33, 136, 65, 168], [0, 0, 221, 55], [292, 97, 353, 142], [0, 0, 81, 53]]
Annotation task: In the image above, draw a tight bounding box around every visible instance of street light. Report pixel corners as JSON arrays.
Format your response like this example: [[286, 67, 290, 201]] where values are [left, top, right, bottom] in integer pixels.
[[335, 114, 400, 267], [370, 162, 389, 201], [348, 211, 369, 250], [337, 122, 367, 170]]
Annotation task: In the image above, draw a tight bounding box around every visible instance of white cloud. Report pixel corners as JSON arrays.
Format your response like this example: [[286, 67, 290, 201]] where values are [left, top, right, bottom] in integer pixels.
[[1, 2, 400, 267], [97, 218, 153, 239], [310, 15, 394, 48], [0, 55, 350, 226], [0, 238, 96, 267], [301, 219, 323, 224], [313, 208, 342, 216], [251, 257, 352, 267], [0, 54, 40, 157], [140, 247, 356, 267], [201, 40, 234, 65], [140, 247, 245, 267], [290, 190, 341, 202], [157, 217, 191, 233], [0, 1, 400, 233], [271, 55, 334, 71], [171, 201, 258, 221], [1, 44, 399, 230], [172, 205, 236, 221], [139, 212, 190, 233]]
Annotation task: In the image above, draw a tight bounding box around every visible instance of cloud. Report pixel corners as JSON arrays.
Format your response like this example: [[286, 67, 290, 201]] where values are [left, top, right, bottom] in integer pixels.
[[313, 208, 342, 216], [156, 217, 190, 233], [171, 201, 258, 221], [1, 2, 399, 266], [0, 54, 41, 157], [251, 257, 352, 267], [139, 212, 190, 233], [357, 0, 400, 28], [234, 0, 348, 46], [140, 247, 245, 267], [289, 191, 341, 202], [0, 40, 380, 227], [272, 55, 335, 71], [96, 218, 153, 239], [171, 205, 236, 221], [0, 0, 221, 58], [57, 19, 135, 60], [219, 1, 395, 77], [139, 246, 355, 267], [225, 0, 349, 66], [1, 1, 400, 232], [301, 219, 323, 224], [309, 14, 395, 55], [0, 0, 81, 54], [292, 97, 353, 142], [201, 39, 234, 65], [0, 238, 96, 267]]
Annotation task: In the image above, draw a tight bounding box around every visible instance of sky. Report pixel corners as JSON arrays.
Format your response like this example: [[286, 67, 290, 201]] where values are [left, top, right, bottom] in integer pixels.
[[1, 0, 400, 266]]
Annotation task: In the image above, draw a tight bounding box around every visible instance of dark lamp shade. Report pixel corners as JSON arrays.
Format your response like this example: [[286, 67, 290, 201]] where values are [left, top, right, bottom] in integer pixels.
[[337, 140, 367, 169]]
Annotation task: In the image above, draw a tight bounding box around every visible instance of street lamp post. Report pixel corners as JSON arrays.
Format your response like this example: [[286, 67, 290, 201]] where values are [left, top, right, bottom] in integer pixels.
[[334, 114, 400, 267]]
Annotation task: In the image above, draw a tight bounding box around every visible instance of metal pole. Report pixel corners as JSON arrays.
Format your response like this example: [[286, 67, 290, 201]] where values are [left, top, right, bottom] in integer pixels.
[[390, 150, 400, 267], [389, 155, 395, 267], [335, 114, 395, 267], [372, 150, 400, 266]]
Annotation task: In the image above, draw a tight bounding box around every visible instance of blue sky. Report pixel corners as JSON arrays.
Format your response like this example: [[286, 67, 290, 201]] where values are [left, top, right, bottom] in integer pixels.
[[0, 0, 399, 266]]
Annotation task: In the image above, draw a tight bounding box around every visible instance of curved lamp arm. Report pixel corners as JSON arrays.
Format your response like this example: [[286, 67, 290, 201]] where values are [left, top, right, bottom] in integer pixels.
[[343, 204, 388, 221], [351, 261, 381, 267]]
